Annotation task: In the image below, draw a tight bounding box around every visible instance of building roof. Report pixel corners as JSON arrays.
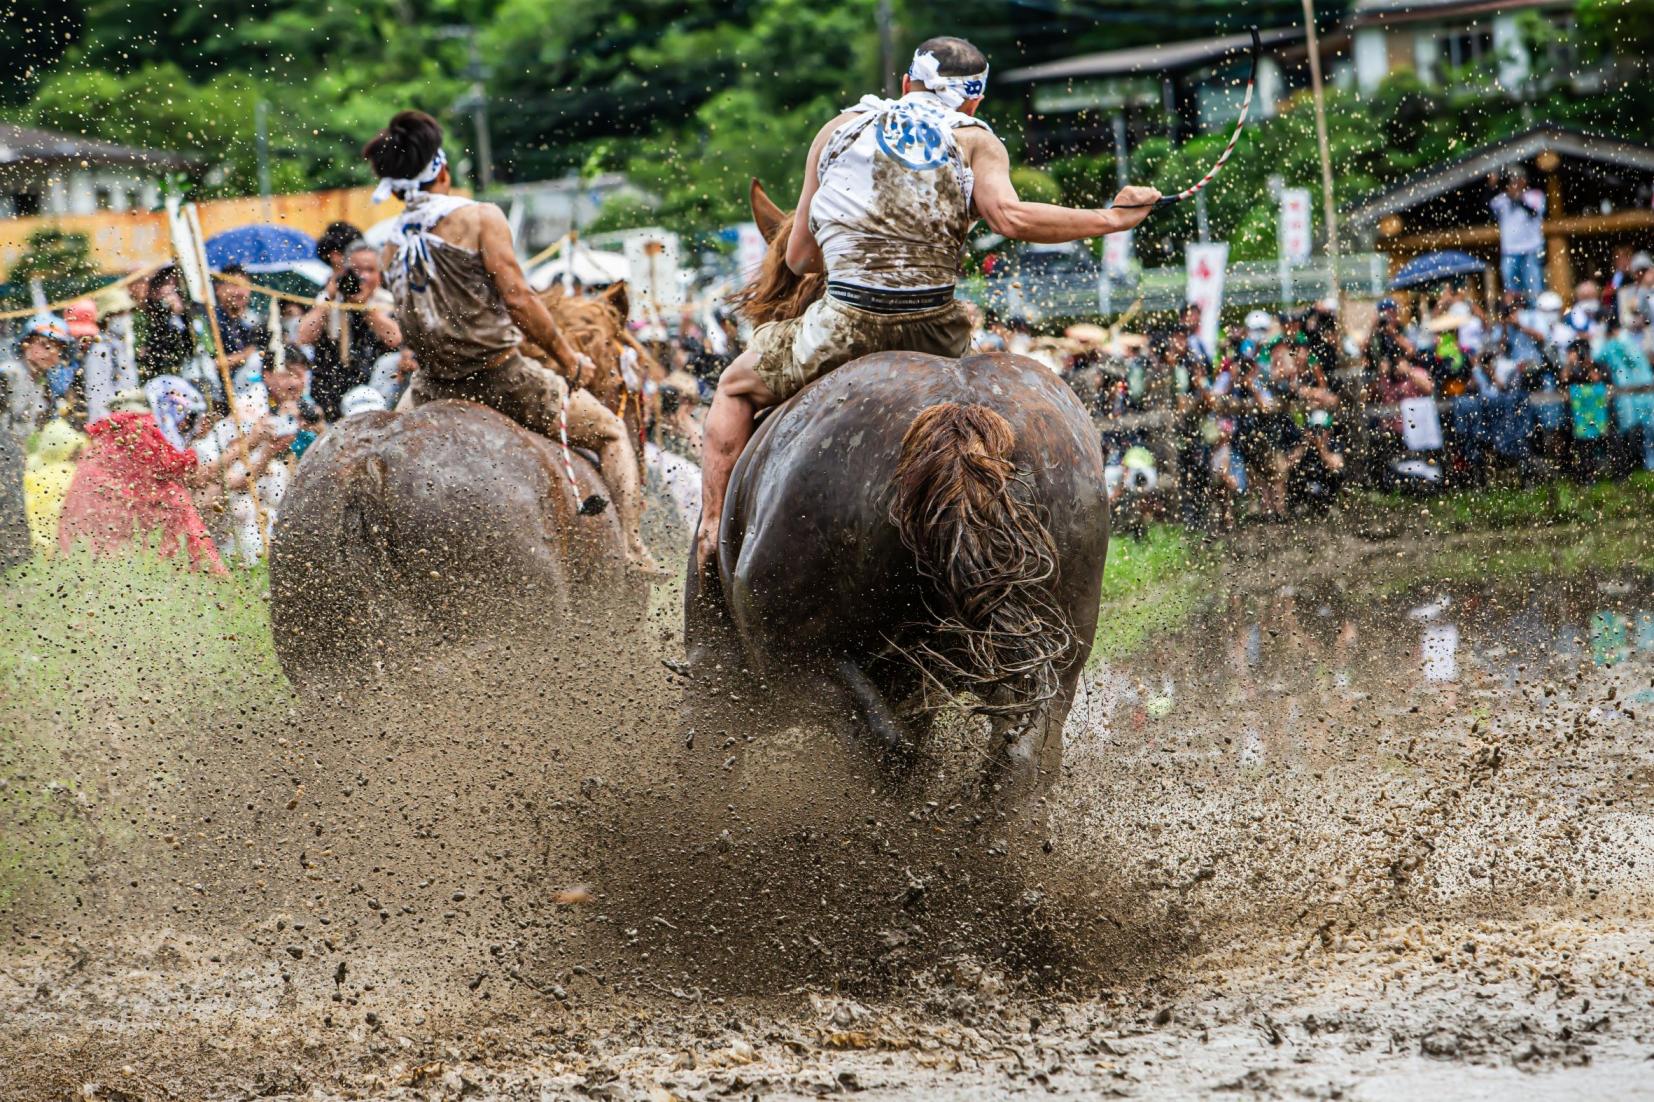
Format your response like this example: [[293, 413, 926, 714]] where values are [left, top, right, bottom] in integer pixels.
[[1343, 125, 1654, 231], [1001, 26, 1302, 84], [0, 124, 194, 170], [1350, 0, 1567, 28]]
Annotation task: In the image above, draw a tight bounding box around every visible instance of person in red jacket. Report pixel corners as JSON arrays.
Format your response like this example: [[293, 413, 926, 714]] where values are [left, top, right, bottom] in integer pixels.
[[58, 388, 225, 574]]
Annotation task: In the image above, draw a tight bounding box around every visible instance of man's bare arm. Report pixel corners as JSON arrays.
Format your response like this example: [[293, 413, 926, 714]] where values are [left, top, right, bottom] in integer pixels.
[[785, 115, 855, 276], [477, 204, 590, 382], [967, 133, 1159, 243]]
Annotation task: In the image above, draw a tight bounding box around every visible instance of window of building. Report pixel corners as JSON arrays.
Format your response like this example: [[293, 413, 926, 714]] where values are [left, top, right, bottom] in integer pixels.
[[94, 185, 115, 210], [9, 191, 41, 217], [1441, 26, 1494, 73]]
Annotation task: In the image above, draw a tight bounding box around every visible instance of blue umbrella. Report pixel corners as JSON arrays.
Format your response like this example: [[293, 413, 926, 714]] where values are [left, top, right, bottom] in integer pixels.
[[204, 224, 318, 273], [1389, 249, 1487, 291]]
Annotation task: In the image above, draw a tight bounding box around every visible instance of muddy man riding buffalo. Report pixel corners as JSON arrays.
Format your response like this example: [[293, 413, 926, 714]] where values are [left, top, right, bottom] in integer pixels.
[[684, 182, 1111, 846]]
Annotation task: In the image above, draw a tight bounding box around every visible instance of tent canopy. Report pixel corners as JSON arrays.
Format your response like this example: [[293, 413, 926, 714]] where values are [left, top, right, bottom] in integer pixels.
[[528, 248, 629, 291]]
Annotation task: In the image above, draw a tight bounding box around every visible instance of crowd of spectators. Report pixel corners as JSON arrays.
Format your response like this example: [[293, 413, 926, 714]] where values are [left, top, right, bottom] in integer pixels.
[[0, 219, 407, 571], [5, 222, 1654, 570], [978, 251, 1654, 531]]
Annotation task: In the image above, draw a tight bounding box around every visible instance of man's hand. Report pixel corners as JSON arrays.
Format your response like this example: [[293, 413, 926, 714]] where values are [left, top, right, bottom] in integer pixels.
[[1108, 186, 1163, 230], [568, 353, 597, 390]]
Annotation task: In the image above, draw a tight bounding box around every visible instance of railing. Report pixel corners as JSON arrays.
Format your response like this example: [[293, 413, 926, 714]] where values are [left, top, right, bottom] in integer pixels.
[[962, 252, 1394, 320]]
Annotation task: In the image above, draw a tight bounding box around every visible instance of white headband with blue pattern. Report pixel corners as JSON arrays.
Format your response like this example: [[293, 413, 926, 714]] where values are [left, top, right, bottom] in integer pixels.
[[372, 147, 447, 203], [908, 51, 988, 110]]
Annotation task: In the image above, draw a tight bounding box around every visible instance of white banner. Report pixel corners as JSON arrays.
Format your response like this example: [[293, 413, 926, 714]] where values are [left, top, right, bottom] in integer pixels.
[[1400, 395, 1443, 451], [623, 230, 683, 322], [1102, 228, 1133, 279], [1279, 187, 1312, 266], [1184, 241, 1228, 359], [736, 222, 768, 281]]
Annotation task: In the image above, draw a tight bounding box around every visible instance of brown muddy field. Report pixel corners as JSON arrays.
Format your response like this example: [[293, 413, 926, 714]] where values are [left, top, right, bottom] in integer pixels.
[[4, 516, 1654, 1100]]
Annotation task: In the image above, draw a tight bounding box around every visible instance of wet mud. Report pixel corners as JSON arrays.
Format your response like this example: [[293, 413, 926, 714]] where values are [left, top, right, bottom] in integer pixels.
[[4, 519, 1654, 1099]]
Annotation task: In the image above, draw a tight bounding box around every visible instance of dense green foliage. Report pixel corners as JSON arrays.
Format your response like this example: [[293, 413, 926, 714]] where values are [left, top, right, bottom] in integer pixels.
[[6, 0, 1646, 254], [1, 0, 1331, 215]]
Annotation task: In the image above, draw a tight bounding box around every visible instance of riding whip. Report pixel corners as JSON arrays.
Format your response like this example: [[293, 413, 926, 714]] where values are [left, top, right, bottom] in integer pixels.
[[556, 385, 610, 517], [1115, 26, 1261, 210]]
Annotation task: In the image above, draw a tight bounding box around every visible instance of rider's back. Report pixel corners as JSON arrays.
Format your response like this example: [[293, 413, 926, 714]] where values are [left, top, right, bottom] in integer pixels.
[[809, 91, 988, 294], [387, 195, 521, 379]]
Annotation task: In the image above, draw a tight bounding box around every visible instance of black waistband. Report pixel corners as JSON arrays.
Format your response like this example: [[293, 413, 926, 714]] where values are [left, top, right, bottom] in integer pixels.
[[826, 280, 956, 315]]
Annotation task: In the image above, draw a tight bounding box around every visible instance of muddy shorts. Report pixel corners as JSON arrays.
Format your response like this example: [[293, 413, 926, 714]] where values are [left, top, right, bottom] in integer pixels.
[[409, 349, 568, 438], [749, 295, 971, 402]]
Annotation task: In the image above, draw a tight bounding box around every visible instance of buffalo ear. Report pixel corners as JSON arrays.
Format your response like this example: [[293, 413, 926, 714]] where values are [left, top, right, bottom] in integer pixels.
[[599, 279, 630, 319], [750, 178, 786, 242]]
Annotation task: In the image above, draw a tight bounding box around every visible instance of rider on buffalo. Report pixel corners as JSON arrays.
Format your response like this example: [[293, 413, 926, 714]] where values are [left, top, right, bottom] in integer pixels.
[[364, 110, 659, 575], [695, 35, 1160, 574]]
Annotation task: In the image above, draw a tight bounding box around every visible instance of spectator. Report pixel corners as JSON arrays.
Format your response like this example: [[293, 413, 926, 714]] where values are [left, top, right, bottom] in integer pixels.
[[81, 287, 140, 426], [1364, 298, 1416, 377], [1234, 342, 1299, 522], [24, 417, 84, 554], [1597, 313, 1654, 471], [0, 418, 24, 568], [58, 386, 225, 573], [1241, 310, 1276, 360], [2, 313, 73, 442], [367, 345, 418, 407], [1488, 167, 1546, 298], [136, 265, 196, 380], [213, 264, 266, 377], [1559, 280, 1602, 347], [316, 221, 363, 277], [298, 239, 401, 420], [191, 384, 295, 564], [656, 369, 704, 459], [1562, 340, 1609, 480]]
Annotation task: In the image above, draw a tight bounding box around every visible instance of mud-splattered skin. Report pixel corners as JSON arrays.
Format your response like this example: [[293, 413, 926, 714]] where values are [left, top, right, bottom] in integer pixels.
[[269, 400, 635, 691], [689, 351, 1109, 836]]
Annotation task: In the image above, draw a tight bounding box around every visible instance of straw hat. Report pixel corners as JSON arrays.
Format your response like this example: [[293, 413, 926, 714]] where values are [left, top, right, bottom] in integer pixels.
[[93, 284, 137, 318], [1063, 322, 1110, 345], [1425, 313, 1466, 333]]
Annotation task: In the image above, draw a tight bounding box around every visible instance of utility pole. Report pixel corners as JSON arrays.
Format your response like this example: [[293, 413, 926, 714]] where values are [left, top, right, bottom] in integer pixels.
[[438, 25, 493, 194], [1301, 0, 1341, 303], [255, 98, 272, 220], [878, 0, 898, 99]]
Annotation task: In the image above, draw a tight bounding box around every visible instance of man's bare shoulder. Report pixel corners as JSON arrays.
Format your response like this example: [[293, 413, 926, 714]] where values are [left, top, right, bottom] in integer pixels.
[[955, 126, 1005, 159], [431, 199, 499, 248], [816, 112, 861, 144]]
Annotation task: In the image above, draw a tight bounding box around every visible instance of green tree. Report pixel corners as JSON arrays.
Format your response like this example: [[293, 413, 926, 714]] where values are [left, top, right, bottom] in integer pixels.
[[8, 227, 97, 284]]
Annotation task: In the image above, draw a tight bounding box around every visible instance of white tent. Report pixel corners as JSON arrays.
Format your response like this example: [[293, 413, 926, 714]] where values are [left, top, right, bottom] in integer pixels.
[[527, 248, 630, 291]]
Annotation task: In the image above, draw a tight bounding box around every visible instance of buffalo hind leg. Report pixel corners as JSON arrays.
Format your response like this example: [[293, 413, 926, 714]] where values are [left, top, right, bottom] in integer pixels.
[[978, 687, 1073, 856], [832, 659, 918, 777]]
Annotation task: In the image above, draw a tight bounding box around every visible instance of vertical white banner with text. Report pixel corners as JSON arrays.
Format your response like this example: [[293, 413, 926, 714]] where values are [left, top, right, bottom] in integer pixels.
[[1279, 187, 1312, 266], [1185, 241, 1229, 359]]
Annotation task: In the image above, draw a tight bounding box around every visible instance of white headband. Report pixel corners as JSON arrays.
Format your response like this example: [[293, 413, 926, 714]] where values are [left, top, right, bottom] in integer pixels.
[[372, 147, 447, 203], [908, 51, 989, 110]]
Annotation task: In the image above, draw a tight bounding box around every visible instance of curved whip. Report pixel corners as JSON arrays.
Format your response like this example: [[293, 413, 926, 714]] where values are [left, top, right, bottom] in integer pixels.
[[1117, 26, 1261, 210]]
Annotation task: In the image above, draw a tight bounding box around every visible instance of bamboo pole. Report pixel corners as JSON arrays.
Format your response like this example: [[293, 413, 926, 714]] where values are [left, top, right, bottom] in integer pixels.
[[184, 202, 271, 555]]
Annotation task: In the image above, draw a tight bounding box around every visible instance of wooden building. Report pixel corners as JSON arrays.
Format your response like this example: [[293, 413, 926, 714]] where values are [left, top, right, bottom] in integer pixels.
[[1342, 126, 1654, 296]]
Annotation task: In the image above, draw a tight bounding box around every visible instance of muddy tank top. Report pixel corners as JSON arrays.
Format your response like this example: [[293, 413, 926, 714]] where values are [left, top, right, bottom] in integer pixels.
[[388, 193, 523, 380], [809, 91, 990, 294]]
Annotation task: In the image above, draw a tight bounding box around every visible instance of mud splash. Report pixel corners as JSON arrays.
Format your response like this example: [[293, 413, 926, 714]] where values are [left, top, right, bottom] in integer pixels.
[[5, 524, 1654, 1099]]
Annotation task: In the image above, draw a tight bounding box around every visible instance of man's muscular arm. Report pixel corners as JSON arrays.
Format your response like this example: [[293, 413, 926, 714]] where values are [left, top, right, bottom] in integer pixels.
[[785, 115, 855, 277], [968, 132, 1160, 243], [477, 204, 593, 384]]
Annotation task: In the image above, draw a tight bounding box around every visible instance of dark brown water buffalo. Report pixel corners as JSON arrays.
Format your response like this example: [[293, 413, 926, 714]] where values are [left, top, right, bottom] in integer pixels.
[[686, 350, 1109, 844], [270, 400, 637, 691]]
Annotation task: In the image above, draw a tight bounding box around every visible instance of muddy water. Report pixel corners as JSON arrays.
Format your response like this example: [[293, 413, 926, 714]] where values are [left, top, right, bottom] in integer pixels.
[[5, 537, 1654, 1099]]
